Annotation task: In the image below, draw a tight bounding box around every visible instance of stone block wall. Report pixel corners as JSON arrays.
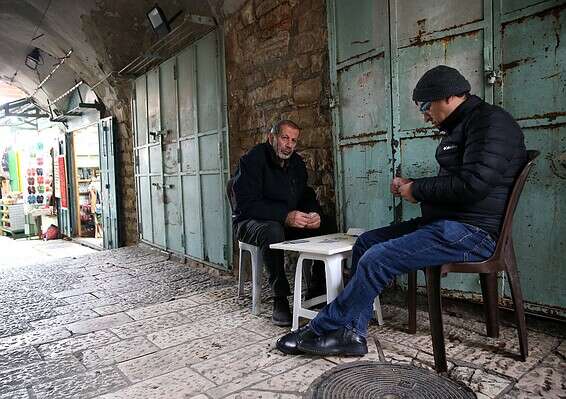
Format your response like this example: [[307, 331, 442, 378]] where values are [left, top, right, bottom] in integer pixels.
[[224, 0, 336, 222]]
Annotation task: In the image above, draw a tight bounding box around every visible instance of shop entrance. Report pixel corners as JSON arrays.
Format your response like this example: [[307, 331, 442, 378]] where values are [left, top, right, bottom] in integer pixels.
[[70, 124, 103, 247]]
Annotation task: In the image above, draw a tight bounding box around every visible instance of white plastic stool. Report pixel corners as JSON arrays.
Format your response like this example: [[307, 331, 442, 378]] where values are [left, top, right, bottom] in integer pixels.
[[237, 241, 263, 315], [291, 251, 384, 331]]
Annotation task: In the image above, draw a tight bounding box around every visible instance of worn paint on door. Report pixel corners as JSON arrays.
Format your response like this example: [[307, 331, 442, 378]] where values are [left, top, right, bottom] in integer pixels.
[[133, 30, 231, 270], [327, 0, 566, 317]]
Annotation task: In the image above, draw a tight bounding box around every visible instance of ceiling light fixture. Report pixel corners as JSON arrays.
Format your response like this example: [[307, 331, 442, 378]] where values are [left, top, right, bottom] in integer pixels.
[[146, 4, 183, 38], [25, 47, 43, 70]]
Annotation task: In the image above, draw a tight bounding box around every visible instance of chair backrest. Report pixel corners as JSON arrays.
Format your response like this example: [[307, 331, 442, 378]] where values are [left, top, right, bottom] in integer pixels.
[[226, 177, 236, 212], [492, 150, 539, 258]]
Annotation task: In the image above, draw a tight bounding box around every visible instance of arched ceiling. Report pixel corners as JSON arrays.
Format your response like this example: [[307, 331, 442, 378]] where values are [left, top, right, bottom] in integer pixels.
[[0, 0, 246, 113]]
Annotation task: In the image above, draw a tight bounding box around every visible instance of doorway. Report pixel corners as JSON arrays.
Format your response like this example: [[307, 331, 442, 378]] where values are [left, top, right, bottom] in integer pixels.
[[71, 124, 103, 248]]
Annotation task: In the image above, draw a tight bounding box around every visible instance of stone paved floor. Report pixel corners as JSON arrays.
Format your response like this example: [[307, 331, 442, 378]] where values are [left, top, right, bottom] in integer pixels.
[[0, 245, 564, 399]]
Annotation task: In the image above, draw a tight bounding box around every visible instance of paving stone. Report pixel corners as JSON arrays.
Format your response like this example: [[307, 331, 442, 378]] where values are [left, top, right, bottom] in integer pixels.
[[0, 388, 29, 399], [261, 353, 312, 376], [52, 287, 100, 299], [110, 312, 190, 339], [118, 328, 264, 382], [223, 391, 301, 399], [0, 327, 71, 352], [449, 365, 513, 398], [30, 310, 100, 329], [513, 352, 566, 398], [178, 297, 250, 323], [456, 334, 560, 379], [0, 346, 42, 371], [32, 367, 128, 399], [80, 336, 159, 369], [63, 293, 99, 304], [0, 314, 31, 338], [126, 297, 199, 320], [96, 367, 215, 399], [193, 339, 301, 386], [0, 356, 85, 393], [252, 359, 336, 392], [54, 298, 119, 315], [147, 310, 250, 348], [93, 302, 139, 316], [37, 330, 122, 359], [207, 372, 271, 399], [66, 313, 133, 335]]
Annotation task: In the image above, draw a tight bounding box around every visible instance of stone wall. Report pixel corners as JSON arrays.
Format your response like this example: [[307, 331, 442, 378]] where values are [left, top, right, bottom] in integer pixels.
[[224, 0, 336, 223]]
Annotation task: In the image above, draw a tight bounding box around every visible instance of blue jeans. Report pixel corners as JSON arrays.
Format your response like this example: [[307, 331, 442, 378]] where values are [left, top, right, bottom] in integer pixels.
[[309, 218, 496, 337]]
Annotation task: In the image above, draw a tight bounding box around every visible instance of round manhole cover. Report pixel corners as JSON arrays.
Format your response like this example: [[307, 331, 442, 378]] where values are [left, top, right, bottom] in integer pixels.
[[305, 362, 476, 399]]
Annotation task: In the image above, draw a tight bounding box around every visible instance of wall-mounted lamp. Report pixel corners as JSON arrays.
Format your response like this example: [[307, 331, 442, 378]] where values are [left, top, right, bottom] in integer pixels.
[[146, 4, 183, 39], [25, 48, 43, 70]]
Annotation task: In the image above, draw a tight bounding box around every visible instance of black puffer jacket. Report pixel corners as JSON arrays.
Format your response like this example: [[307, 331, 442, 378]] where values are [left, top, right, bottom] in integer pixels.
[[232, 142, 320, 226], [412, 95, 527, 240]]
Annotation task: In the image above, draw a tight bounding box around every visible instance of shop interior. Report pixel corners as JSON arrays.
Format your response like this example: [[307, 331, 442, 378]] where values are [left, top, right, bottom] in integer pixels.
[[72, 124, 103, 248], [0, 126, 59, 240]]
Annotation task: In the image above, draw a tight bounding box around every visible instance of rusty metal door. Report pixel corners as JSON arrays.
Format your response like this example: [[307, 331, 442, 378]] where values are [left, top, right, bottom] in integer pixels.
[[389, 0, 493, 295], [133, 30, 230, 270], [495, 0, 566, 317], [328, 0, 566, 317], [327, 0, 395, 231]]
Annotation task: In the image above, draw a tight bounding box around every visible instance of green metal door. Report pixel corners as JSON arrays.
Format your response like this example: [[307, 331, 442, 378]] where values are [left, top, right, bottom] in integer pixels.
[[328, 0, 566, 317], [327, 0, 395, 231], [98, 117, 119, 249], [389, 0, 493, 295], [133, 30, 231, 270], [494, 0, 566, 317]]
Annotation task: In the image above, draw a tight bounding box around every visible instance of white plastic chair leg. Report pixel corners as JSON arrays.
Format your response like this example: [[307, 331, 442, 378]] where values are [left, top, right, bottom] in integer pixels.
[[291, 254, 306, 331], [251, 247, 262, 316], [373, 295, 384, 326], [238, 247, 245, 298]]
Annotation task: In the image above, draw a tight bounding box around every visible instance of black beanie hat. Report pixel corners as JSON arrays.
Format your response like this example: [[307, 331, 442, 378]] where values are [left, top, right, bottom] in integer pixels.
[[412, 65, 471, 102]]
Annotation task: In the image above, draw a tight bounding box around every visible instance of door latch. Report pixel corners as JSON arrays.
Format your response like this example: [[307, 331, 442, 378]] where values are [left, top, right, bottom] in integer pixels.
[[486, 70, 502, 85], [149, 129, 170, 140]]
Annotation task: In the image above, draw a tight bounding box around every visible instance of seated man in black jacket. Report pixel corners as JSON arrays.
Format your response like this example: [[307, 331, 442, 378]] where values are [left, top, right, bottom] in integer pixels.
[[232, 119, 327, 326], [277, 65, 528, 356]]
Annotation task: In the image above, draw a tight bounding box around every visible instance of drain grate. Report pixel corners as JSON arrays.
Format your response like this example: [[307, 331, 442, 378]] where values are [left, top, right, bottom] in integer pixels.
[[305, 362, 476, 399]]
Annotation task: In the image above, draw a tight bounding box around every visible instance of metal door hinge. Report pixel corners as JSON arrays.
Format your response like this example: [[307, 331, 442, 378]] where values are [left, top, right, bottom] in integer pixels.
[[177, 147, 181, 162], [223, 244, 229, 260], [173, 64, 178, 80], [218, 140, 223, 159]]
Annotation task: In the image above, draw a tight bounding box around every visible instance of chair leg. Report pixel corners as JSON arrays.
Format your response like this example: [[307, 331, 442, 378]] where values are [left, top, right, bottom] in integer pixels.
[[251, 248, 262, 316], [480, 273, 500, 338], [506, 246, 528, 361], [373, 295, 384, 326], [237, 248, 245, 298], [426, 267, 447, 373], [291, 255, 306, 331], [408, 270, 417, 334]]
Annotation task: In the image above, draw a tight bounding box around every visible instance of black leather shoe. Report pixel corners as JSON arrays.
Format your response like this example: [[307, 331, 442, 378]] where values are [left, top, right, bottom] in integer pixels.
[[297, 327, 368, 356], [276, 325, 317, 355], [272, 297, 292, 326]]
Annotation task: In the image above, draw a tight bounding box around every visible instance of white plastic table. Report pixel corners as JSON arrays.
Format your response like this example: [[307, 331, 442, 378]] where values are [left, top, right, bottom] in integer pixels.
[[270, 233, 384, 331]]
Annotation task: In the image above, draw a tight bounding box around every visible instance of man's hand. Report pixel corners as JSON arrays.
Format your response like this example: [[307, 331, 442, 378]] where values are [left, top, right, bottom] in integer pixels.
[[285, 211, 312, 228], [391, 176, 412, 196], [305, 212, 321, 229], [399, 181, 417, 203]]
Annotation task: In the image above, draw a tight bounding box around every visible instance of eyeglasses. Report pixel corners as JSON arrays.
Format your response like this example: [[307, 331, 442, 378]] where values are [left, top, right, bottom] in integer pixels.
[[417, 101, 432, 113]]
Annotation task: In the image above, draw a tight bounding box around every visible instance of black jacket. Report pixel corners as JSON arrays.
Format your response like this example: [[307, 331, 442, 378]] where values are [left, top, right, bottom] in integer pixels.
[[232, 142, 321, 226], [412, 95, 527, 240]]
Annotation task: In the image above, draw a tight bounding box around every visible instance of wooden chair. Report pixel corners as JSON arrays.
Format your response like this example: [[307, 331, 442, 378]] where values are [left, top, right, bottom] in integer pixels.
[[407, 150, 539, 372]]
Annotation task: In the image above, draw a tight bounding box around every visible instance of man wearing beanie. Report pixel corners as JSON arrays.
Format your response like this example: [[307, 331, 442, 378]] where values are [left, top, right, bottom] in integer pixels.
[[276, 65, 527, 357]]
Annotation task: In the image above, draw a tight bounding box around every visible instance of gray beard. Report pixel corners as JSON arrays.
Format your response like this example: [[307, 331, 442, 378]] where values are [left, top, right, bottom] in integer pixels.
[[271, 141, 292, 160]]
